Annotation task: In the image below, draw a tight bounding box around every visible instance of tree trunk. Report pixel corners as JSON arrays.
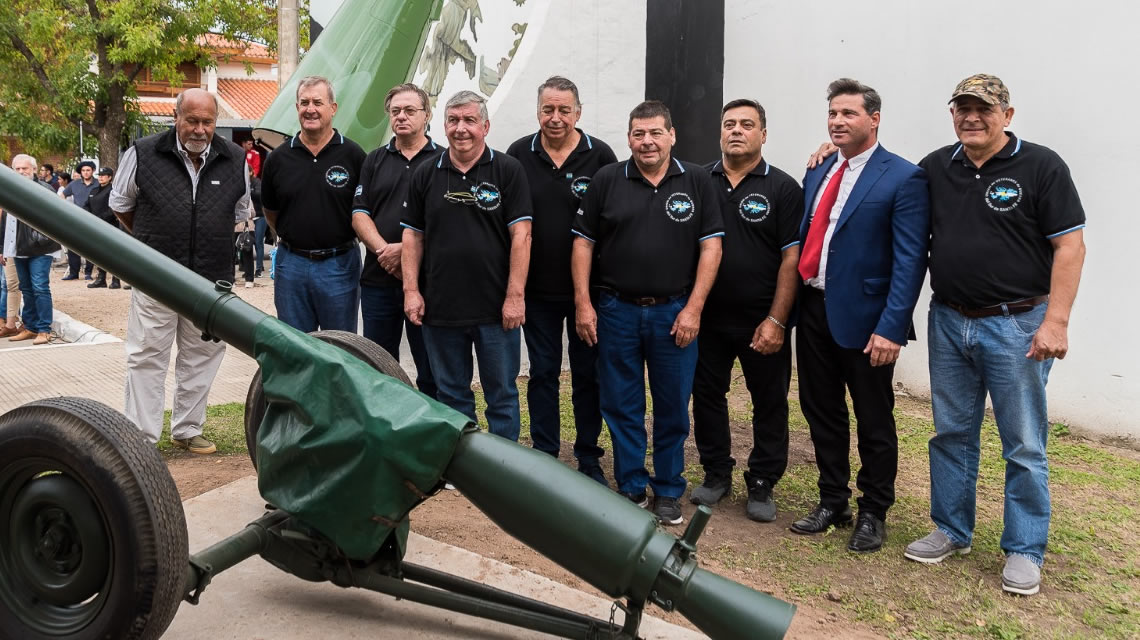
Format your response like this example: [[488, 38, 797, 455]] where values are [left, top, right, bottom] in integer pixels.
[[96, 81, 129, 169]]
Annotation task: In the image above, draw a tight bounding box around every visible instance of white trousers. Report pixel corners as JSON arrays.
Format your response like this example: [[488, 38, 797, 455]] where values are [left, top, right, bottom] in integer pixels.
[[124, 290, 227, 443]]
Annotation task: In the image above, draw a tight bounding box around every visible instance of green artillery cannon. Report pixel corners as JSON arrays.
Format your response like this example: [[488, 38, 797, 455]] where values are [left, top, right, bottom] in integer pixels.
[[0, 164, 793, 640]]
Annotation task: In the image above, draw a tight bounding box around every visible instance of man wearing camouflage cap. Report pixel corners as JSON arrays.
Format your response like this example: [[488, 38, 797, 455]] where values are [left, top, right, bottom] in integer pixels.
[[903, 74, 1086, 596]]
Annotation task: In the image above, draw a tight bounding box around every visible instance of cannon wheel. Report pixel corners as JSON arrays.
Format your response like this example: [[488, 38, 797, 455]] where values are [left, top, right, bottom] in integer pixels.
[[244, 330, 412, 469], [0, 397, 187, 640]]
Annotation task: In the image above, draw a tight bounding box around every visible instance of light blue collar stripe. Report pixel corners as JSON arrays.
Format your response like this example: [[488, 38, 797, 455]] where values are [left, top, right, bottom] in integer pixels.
[[571, 229, 595, 243], [624, 161, 630, 178], [488, 147, 495, 161], [764, 161, 770, 176], [673, 158, 685, 173], [1045, 223, 1085, 239], [338, 132, 344, 144], [584, 133, 594, 149], [437, 155, 444, 168], [531, 133, 539, 152], [951, 144, 963, 159], [1012, 137, 1022, 155], [712, 160, 722, 171]]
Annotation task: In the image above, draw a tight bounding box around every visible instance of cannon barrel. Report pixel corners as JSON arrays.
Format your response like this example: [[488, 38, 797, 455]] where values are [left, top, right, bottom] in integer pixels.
[[253, 0, 442, 149], [0, 166, 269, 355]]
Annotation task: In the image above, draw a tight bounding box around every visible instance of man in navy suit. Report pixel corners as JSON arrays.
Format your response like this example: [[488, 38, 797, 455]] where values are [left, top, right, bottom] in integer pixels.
[[789, 78, 930, 553]]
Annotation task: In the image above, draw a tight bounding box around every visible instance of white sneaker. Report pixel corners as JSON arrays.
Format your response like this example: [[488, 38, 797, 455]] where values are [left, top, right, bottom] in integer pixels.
[[245, 281, 254, 288]]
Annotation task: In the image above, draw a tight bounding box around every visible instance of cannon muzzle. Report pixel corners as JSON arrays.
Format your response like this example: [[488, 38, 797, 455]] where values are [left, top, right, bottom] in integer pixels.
[[447, 431, 795, 639]]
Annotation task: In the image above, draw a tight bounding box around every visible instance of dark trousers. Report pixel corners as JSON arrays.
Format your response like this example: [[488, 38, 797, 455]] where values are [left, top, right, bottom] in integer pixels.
[[67, 250, 93, 278], [360, 284, 437, 399], [692, 324, 791, 486], [796, 285, 897, 519], [522, 297, 603, 463]]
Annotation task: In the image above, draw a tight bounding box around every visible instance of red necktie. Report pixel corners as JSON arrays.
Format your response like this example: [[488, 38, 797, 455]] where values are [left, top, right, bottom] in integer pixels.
[[798, 160, 849, 281]]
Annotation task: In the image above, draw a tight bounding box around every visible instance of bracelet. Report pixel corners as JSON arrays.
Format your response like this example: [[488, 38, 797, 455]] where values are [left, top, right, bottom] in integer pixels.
[[766, 315, 787, 330]]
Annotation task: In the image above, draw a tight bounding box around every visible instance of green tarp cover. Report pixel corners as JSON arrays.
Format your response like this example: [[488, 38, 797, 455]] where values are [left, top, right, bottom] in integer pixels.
[[252, 319, 471, 559]]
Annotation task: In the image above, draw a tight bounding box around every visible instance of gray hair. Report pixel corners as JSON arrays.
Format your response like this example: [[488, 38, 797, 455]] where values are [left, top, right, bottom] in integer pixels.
[[827, 78, 882, 115], [11, 153, 37, 170], [174, 90, 220, 117], [444, 90, 488, 122], [296, 75, 335, 104], [536, 76, 581, 108]]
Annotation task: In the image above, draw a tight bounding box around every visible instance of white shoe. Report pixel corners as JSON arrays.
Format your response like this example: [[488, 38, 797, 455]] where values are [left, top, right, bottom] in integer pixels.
[[245, 281, 254, 288]]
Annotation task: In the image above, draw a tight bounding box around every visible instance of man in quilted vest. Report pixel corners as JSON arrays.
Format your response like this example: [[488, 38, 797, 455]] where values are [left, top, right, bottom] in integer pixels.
[[110, 88, 253, 454]]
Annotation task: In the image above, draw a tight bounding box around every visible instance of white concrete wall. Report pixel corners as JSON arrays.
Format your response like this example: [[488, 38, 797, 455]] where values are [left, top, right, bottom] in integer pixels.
[[725, 0, 1140, 440], [482, 0, 646, 152]]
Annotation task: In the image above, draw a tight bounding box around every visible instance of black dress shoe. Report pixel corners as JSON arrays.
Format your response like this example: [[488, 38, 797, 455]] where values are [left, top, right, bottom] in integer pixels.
[[847, 512, 887, 553], [790, 504, 853, 534]]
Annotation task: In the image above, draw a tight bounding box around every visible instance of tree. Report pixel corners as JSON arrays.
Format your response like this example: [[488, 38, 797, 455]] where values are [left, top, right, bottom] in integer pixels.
[[0, 0, 284, 168]]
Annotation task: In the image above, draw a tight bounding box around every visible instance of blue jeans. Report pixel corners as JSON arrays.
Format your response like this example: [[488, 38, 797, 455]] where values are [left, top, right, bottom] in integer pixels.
[[421, 322, 521, 440], [360, 284, 437, 398], [14, 255, 53, 333], [254, 217, 268, 267], [596, 291, 697, 499], [273, 246, 360, 333], [523, 298, 603, 463], [927, 299, 1054, 565]]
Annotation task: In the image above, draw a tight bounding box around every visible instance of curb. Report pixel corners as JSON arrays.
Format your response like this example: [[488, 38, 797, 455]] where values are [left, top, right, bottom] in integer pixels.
[[52, 307, 120, 344]]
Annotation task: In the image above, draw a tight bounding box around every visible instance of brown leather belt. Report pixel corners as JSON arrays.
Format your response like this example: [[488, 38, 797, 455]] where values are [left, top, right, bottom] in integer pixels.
[[940, 295, 1049, 318]]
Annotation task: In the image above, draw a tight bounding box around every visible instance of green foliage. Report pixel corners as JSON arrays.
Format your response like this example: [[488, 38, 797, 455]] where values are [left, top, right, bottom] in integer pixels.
[[0, 0, 290, 162]]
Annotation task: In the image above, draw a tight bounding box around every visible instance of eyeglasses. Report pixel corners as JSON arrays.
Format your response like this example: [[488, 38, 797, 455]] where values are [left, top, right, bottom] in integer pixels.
[[389, 107, 425, 118], [443, 191, 478, 205]]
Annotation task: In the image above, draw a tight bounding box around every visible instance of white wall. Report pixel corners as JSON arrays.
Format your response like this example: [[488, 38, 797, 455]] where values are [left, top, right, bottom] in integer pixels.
[[482, 0, 646, 152], [725, 0, 1140, 440]]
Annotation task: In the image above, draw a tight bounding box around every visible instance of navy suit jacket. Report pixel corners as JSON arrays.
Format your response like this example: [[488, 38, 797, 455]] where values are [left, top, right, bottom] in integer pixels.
[[799, 145, 930, 349]]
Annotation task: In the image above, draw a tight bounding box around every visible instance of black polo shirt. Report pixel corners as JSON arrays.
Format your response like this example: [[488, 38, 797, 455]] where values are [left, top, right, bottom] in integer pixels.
[[702, 159, 803, 328], [401, 146, 532, 326], [506, 129, 617, 301], [920, 133, 1086, 308], [352, 137, 445, 288], [261, 130, 366, 250], [573, 158, 724, 297]]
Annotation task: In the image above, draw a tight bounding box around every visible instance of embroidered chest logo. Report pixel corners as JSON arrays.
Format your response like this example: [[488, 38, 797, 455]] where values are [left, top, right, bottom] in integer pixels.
[[570, 176, 592, 199], [738, 193, 771, 222], [473, 182, 502, 211], [325, 165, 350, 188], [985, 177, 1023, 212], [665, 192, 695, 222]]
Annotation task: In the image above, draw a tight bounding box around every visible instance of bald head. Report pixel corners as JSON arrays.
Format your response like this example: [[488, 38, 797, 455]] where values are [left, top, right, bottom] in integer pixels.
[[174, 88, 218, 158]]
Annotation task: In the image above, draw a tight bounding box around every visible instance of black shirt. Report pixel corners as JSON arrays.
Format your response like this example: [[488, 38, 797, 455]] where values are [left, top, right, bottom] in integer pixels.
[[573, 158, 724, 297], [261, 130, 366, 250], [506, 130, 617, 301], [401, 146, 533, 326], [83, 183, 115, 223], [352, 137, 445, 288], [921, 133, 1086, 308], [703, 159, 803, 328]]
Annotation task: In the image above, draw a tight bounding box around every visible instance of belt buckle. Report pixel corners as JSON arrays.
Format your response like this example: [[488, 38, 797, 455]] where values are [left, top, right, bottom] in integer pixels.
[[634, 296, 656, 306]]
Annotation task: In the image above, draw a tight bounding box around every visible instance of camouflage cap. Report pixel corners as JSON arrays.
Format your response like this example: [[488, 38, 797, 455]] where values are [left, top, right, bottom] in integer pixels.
[[949, 73, 1010, 106]]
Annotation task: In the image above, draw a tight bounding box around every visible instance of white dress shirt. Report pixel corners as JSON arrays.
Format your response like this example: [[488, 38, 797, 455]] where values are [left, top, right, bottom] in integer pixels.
[[807, 142, 879, 290]]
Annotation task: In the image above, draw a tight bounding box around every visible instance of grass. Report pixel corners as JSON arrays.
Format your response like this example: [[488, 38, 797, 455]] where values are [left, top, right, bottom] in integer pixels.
[[191, 367, 1140, 639]]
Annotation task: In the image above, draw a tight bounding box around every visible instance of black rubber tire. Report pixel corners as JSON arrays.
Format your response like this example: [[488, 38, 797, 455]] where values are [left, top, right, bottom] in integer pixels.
[[243, 330, 412, 469], [0, 397, 188, 640]]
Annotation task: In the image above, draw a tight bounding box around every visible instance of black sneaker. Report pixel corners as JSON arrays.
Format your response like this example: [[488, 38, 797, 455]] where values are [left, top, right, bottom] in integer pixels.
[[653, 496, 684, 525], [690, 472, 732, 506], [622, 491, 648, 508], [743, 474, 777, 522], [578, 463, 609, 488]]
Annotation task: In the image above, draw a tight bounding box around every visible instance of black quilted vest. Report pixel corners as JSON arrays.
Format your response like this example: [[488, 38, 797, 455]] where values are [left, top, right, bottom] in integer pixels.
[[132, 129, 246, 283]]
